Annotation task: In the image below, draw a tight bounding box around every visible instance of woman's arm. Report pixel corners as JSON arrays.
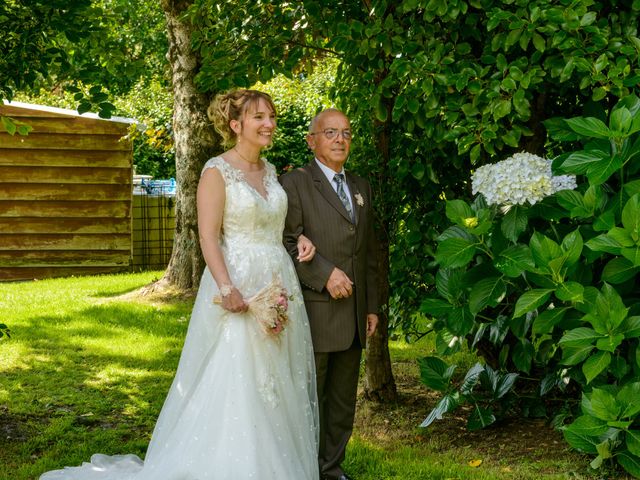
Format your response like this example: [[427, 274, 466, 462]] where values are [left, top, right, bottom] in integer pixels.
[[197, 167, 247, 313], [296, 234, 316, 262]]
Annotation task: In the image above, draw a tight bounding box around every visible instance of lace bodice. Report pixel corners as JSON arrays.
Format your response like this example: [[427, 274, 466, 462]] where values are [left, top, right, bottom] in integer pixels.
[[201, 156, 287, 247]]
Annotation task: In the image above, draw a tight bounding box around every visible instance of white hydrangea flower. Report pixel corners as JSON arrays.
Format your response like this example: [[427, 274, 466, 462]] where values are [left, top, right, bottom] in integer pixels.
[[471, 152, 577, 206]]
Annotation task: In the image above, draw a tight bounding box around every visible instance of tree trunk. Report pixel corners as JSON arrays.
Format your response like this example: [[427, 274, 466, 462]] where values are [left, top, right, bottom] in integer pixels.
[[364, 233, 397, 402], [364, 95, 397, 403], [157, 0, 218, 292]]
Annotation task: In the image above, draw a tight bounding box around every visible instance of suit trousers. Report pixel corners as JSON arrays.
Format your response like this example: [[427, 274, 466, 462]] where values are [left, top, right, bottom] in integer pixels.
[[314, 342, 362, 480]]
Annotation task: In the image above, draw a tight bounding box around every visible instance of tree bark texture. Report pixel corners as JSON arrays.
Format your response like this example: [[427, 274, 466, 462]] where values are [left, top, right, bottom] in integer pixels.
[[364, 94, 397, 403], [160, 0, 218, 291]]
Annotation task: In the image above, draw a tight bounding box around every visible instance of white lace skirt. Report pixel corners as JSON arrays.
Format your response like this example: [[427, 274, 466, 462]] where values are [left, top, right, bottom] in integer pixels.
[[40, 244, 319, 480]]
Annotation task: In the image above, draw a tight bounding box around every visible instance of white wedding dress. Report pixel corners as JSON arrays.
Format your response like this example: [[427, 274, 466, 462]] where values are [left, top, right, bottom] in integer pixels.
[[41, 157, 319, 480]]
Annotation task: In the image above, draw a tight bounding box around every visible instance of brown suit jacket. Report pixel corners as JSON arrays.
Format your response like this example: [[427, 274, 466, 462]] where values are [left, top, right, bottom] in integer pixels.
[[280, 160, 379, 352]]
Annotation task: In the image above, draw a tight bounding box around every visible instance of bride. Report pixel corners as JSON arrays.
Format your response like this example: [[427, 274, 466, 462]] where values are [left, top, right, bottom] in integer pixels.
[[41, 89, 319, 480]]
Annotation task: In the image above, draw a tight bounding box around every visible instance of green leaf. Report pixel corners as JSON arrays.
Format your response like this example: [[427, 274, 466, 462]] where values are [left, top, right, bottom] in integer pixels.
[[418, 356, 456, 391], [608, 229, 635, 249], [467, 406, 496, 431], [447, 306, 475, 336], [494, 371, 518, 399], [622, 194, 640, 234], [568, 415, 609, 438], [622, 247, 640, 266], [586, 234, 623, 255], [618, 383, 640, 418], [596, 283, 629, 330], [529, 232, 562, 267], [411, 163, 425, 180], [436, 268, 465, 303], [493, 99, 512, 121], [561, 230, 583, 265], [560, 327, 602, 347], [513, 339, 534, 373], [561, 344, 594, 365], [375, 98, 389, 122], [563, 421, 600, 454], [494, 245, 535, 277], [532, 33, 545, 52], [625, 179, 640, 198], [620, 316, 640, 339], [77, 102, 92, 115], [459, 363, 484, 395], [560, 149, 610, 175], [532, 307, 568, 334], [582, 351, 611, 384], [420, 392, 460, 428], [468, 277, 506, 315], [587, 154, 623, 185], [593, 210, 616, 232], [556, 189, 585, 212], [610, 107, 633, 135], [560, 57, 575, 83], [513, 289, 553, 318], [435, 238, 477, 268], [445, 199, 473, 224], [618, 451, 640, 478], [591, 87, 607, 102], [602, 257, 639, 284], [555, 281, 584, 303], [590, 388, 620, 421], [544, 117, 581, 141], [628, 430, 640, 457], [489, 315, 509, 346], [435, 329, 462, 356], [1, 116, 17, 135], [419, 298, 453, 317], [611, 356, 630, 379], [596, 333, 625, 353], [564, 117, 611, 139], [501, 206, 528, 242]]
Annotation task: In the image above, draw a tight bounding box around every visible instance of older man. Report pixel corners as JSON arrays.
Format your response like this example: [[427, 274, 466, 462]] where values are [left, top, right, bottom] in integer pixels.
[[280, 109, 379, 480]]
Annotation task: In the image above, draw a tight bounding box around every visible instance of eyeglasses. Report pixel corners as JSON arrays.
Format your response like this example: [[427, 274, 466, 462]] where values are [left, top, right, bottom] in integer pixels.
[[310, 128, 352, 140]]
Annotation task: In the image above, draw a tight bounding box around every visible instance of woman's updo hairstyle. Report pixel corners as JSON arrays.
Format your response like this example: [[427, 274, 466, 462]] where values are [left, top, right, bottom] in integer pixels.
[[208, 89, 276, 147]]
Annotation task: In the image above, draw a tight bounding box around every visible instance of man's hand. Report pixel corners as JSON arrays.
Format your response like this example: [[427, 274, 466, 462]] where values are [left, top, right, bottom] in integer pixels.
[[366, 313, 378, 337], [326, 267, 353, 299]]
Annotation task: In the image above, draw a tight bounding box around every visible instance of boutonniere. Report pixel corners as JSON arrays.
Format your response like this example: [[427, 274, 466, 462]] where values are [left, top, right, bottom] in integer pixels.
[[354, 193, 364, 207]]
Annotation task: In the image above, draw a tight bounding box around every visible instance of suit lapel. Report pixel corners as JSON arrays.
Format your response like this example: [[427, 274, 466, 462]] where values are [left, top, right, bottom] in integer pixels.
[[309, 161, 353, 223]]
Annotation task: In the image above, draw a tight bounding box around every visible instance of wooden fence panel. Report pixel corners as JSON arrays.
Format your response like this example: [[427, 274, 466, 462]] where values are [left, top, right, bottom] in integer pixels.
[[0, 101, 134, 281], [0, 166, 130, 184], [0, 149, 131, 168], [0, 201, 130, 218]]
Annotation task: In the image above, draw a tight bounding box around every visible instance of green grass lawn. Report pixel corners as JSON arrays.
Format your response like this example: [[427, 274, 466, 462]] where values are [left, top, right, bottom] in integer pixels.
[[0, 272, 625, 479]]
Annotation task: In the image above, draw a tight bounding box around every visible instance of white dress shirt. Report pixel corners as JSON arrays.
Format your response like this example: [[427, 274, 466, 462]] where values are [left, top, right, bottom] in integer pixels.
[[314, 158, 354, 213]]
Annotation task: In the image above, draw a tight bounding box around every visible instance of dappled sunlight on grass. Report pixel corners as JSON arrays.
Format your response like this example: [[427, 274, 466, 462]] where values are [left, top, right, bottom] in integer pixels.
[[0, 272, 192, 479]]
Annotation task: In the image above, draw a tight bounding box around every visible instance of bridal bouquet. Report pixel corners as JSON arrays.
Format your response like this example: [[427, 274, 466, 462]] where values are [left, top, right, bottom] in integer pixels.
[[247, 277, 292, 338], [214, 277, 292, 338]]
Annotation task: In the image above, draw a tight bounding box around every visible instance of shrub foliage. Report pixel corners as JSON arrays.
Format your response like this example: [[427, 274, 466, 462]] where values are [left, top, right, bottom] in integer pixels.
[[420, 94, 640, 476]]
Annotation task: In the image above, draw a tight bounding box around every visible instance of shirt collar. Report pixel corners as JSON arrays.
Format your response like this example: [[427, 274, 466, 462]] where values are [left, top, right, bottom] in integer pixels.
[[315, 158, 345, 183]]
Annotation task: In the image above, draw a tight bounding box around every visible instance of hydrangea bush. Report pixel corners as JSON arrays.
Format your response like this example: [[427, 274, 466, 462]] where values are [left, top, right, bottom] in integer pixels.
[[419, 95, 640, 477], [471, 151, 577, 206]]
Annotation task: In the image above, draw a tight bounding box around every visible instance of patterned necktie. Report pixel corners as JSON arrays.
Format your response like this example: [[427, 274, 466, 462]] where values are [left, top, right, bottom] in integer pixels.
[[333, 173, 354, 222]]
